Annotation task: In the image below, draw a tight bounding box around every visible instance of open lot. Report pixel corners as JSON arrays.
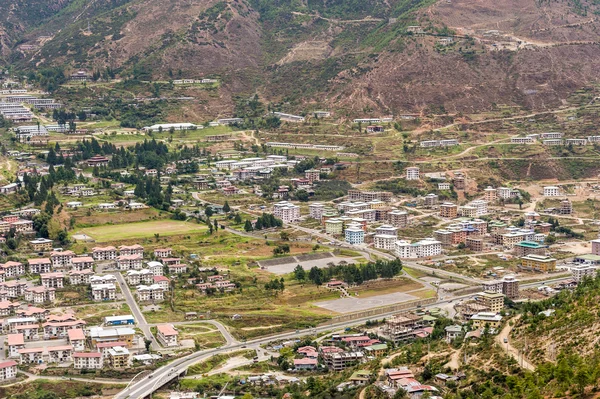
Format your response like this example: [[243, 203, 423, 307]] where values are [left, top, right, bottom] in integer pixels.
[[75, 220, 207, 242], [314, 291, 419, 314], [259, 253, 364, 275]]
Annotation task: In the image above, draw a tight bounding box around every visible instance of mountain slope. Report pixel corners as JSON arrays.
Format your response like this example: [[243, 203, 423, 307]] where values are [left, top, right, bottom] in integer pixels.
[[3, 0, 600, 115]]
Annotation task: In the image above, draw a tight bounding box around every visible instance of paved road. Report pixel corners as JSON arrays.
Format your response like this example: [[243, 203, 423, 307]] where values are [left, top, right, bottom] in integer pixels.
[[147, 320, 238, 346], [114, 295, 465, 399], [113, 273, 161, 351]]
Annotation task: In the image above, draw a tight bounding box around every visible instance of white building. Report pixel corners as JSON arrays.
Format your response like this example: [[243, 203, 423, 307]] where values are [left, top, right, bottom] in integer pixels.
[[406, 167, 420, 180], [395, 238, 442, 259], [142, 123, 199, 132], [73, 352, 103, 369], [309, 203, 325, 220], [572, 264, 596, 282], [373, 235, 397, 250], [91, 284, 116, 301], [543, 186, 560, 196], [470, 200, 488, 216], [273, 201, 300, 223], [136, 284, 164, 302], [0, 360, 18, 381]]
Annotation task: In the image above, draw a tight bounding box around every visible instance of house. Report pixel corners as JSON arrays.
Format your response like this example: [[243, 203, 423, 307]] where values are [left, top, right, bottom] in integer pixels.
[[444, 325, 464, 342], [0, 360, 18, 381], [168, 264, 187, 274], [294, 358, 318, 370], [68, 328, 86, 351], [73, 352, 103, 369], [470, 312, 503, 329], [153, 275, 170, 290], [157, 324, 179, 347]]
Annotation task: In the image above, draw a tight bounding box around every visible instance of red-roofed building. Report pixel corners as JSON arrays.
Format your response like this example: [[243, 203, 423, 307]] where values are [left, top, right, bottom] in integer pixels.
[[152, 275, 170, 290], [68, 328, 86, 351], [156, 324, 179, 347], [0, 360, 17, 380], [294, 358, 318, 370], [7, 333, 24, 357], [73, 352, 103, 369]]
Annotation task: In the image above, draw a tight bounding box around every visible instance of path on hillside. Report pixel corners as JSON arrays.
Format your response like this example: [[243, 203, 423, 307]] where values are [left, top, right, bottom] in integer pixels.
[[496, 316, 535, 371]]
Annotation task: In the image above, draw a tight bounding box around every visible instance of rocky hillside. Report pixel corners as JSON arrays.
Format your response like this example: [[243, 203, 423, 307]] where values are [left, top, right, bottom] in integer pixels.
[[3, 0, 600, 115]]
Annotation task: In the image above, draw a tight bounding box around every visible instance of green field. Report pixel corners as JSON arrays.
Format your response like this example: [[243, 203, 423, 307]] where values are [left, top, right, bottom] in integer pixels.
[[76, 219, 207, 242]]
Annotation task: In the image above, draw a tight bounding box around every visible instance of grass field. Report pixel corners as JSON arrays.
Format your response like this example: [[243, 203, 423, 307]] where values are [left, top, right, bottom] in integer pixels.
[[76, 219, 206, 242]]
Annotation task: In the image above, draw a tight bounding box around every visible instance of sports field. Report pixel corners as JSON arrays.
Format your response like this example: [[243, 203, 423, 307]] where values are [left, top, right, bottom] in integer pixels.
[[76, 220, 207, 242]]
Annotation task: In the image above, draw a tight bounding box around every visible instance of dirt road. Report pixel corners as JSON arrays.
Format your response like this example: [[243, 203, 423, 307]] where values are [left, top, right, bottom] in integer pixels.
[[496, 316, 535, 371]]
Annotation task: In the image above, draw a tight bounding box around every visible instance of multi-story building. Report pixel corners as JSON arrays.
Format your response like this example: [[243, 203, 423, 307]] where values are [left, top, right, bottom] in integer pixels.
[[119, 244, 144, 256], [40, 272, 64, 288], [47, 345, 73, 363], [592, 239, 600, 256], [514, 241, 546, 257], [470, 200, 488, 216], [136, 284, 164, 302], [380, 313, 425, 343], [73, 352, 103, 369], [388, 210, 408, 228], [273, 201, 300, 223], [7, 333, 25, 358], [92, 246, 118, 261], [423, 193, 438, 207], [1, 280, 27, 298], [126, 269, 154, 285], [107, 346, 130, 368], [91, 284, 117, 301], [470, 312, 502, 329], [543, 186, 560, 196], [483, 186, 497, 203], [28, 258, 52, 274], [117, 254, 143, 270], [0, 261, 25, 278], [0, 360, 18, 381], [475, 291, 504, 313], [520, 254, 557, 273], [560, 199, 572, 215], [440, 203, 458, 218], [571, 264, 596, 282], [453, 175, 465, 190], [157, 324, 179, 347], [67, 328, 86, 351], [320, 348, 364, 371], [325, 219, 343, 235], [309, 203, 325, 220], [88, 327, 135, 348], [24, 286, 56, 303], [502, 275, 520, 299], [405, 167, 420, 180], [50, 250, 75, 269], [89, 275, 117, 287], [466, 237, 484, 252], [395, 238, 442, 258], [373, 235, 397, 250], [153, 248, 172, 259], [345, 226, 365, 245], [29, 238, 53, 252], [69, 269, 94, 285], [71, 256, 94, 271], [497, 187, 516, 199], [304, 169, 320, 182]]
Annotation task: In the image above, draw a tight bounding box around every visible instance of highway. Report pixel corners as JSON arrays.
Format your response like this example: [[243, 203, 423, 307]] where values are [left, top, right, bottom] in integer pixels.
[[115, 291, 477, 399]]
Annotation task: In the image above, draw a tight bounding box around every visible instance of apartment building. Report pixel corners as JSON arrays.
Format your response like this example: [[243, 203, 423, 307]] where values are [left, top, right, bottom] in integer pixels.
[[0, 360, 18, 381], [92, 246, 117, 261], [24, 286, 56, 303], [440, 203, 458, 218], [50, 250, 75, 269], [118, 244, 144, 256], [136, 284, 164, 302], [28, 258, 52, 274], [73, 352, 103, 369], [40, 272, 64, 289], [0, 261, 25, 278], [68, 269, 94, 285], [395, 238, 442, 259], [273, 201, 300, 223], [475, 291, 504, 313], [572, 264, 596, 282], [373, 235, 397, 250], [71, 256, 94, 271], [91, 284, 117, 301], [309, 203, 325, 220], [405, 167, 420, 180], [117, 254, 143, 270], [520, 254, 557, 273], [157, 324, 179, 347], [345, 227, 365, 245], [388, 210, 408, 228], [543, 186, 560, 196]]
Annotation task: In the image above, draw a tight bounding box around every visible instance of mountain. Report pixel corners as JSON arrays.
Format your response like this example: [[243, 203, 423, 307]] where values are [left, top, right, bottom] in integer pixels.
[[2, 0, 600, 115]]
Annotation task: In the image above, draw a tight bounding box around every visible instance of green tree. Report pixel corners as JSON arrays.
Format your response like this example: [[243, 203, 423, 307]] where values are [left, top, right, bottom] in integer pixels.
[[223, 201, 231, 213], [244, 220, 254, 232], [294, 265, 306, 281]]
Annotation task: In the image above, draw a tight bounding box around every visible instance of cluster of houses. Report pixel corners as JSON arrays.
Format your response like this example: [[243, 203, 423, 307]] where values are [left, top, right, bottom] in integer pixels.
[[510, 132, 599, 146], [0, 312, 179, 379]]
